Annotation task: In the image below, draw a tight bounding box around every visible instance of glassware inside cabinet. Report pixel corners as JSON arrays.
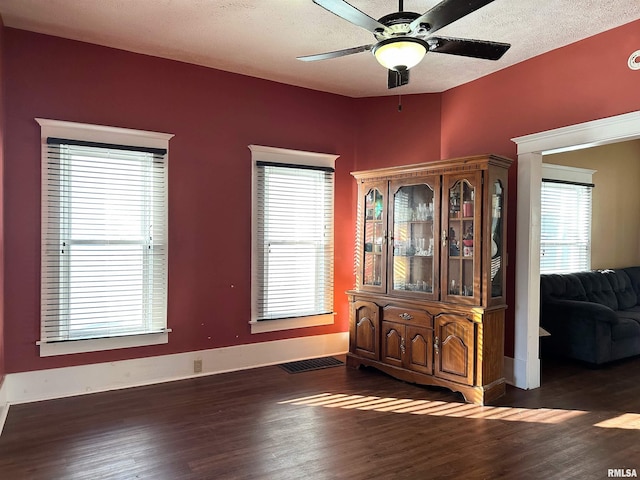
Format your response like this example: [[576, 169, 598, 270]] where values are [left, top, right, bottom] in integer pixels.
[[392, 183, 435, 294], [447, 179, 476, 297], [363, 188, 384, 286]]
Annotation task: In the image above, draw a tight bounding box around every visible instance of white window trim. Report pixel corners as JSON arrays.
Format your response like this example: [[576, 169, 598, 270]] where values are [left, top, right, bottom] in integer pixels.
[[36, 118, 174, 356], [249, 144, 339, 334], [38, 332, 170, 357], [540, 163, 596, 274], [541, 163, 596, 185]]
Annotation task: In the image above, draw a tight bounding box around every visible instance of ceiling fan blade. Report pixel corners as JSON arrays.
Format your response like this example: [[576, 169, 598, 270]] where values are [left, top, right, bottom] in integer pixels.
[[409, 0, 496, 34], [297, 44, 372, 62], [388, 68, 410, 89], [429, 36, 510, 60], [313, 0, 390, 34]]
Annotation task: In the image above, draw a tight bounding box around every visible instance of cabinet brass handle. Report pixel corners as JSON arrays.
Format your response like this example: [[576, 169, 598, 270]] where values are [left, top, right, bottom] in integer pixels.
[[442, 229, 447, 248], [434, 336, 439, 355], [400, 337, 406, 354], [398, 312, 413, 321]]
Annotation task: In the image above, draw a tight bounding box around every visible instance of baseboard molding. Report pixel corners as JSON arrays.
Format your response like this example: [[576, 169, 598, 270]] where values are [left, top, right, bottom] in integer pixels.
[[0, 340, 521, 435], [0, 377, 9, 435], [504, 356, 515, 386], [510, 355, 541, 390], [3, 332, 349, 407]]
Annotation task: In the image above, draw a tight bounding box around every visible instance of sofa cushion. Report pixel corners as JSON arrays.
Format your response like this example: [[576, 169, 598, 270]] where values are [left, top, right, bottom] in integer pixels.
[[603, 269, 637, 310], [540, 273, 587, 302], [614, 308, 640, 341], [540, 266, 640, 365], [574, 271, 619, 310], [623, 266, 640, 304], [611, 316, 640, 341], [616, 309, 640, 322]]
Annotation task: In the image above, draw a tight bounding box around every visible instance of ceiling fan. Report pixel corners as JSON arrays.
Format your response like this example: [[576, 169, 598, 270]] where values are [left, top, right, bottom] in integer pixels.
[[297, 0, 511, 89]]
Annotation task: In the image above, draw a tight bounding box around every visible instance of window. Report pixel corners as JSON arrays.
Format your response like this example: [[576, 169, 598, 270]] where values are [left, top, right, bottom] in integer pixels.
[[37, 119, 173, 356], [540, 163, 595, 274], [250, 145, 338, 334]]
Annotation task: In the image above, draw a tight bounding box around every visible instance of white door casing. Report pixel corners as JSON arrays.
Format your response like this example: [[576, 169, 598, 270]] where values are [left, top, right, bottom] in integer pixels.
[[511, 110, 640, 389]]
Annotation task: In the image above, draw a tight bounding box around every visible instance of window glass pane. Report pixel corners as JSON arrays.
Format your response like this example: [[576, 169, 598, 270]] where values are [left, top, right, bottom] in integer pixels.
[[67, 244, 146, 339], [256, 164, 334, 320], [540, 181, 592, 273], [42, 138, 168, 344], [67, 147, 149, 241]]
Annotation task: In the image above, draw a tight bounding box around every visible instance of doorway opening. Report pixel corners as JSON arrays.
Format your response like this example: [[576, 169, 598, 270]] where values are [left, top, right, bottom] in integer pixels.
[[511, 110, 640, 390]]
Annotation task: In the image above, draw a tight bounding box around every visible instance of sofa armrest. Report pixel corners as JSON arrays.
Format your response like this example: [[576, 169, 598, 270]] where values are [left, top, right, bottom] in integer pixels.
[[541, 299, 619, 326], [540, 299, 615, 364]]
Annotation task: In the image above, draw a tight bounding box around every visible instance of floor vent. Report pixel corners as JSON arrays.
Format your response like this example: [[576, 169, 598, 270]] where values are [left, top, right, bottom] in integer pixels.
[[278, 356, 344, 374]]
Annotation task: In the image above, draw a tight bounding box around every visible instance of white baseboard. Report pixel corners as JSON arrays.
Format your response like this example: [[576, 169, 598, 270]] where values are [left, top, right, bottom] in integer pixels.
[[509, 355, 541, 390], [0, 377, 8, 435], [0, 338, 522, 435], [504, 356, 515, 386], [2, 332, 349, 409]]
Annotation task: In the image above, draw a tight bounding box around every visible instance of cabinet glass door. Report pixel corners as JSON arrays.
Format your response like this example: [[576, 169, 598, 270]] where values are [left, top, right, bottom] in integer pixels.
[[362, 186, 385, 288], [390, 179, 438, 298], [444, 174, 480, 303], [490, 180, 504, 299]]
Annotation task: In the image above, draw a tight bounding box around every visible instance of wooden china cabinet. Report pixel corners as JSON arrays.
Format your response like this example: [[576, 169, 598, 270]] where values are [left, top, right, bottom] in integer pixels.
[[347, 154, 513, 405]]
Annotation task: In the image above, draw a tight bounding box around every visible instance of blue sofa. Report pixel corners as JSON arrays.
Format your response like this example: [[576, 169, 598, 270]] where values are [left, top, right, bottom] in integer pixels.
[[539, 267, 640, 365]]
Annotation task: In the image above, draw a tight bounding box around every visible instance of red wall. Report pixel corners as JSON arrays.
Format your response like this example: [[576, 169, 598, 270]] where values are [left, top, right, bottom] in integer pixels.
[[3, 29, 357, 373], [439, 18, 640, 355], [354, 93, 442, 170], [441, 19, 640, 160], [3, 18, 640, 373]]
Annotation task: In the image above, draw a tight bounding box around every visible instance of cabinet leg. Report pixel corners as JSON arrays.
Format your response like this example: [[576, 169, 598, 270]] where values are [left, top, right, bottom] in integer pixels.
[[346, 354, 363, 369]]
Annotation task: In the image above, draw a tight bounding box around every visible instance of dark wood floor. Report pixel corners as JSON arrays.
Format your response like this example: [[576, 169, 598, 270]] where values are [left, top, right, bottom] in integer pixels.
[[1, 355, 639, 480]]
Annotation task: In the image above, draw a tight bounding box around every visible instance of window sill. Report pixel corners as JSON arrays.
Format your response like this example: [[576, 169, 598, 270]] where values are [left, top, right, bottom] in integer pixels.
[[38, 330, 171, 357], [250, 314, 335, 334]]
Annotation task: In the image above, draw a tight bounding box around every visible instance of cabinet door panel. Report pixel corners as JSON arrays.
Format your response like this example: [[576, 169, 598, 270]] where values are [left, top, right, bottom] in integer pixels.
[[359, 182, 388, 292], [389, 176, 440, 301], [434, 315, 474, 385], [351, 301, 379, 360], [442, 171, 482, 305], [485, 166, 508, 307], [406, 326, 433, 374], [381, 321, 404, 368]]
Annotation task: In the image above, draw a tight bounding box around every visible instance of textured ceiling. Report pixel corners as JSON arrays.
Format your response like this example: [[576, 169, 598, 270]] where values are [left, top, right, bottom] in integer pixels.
[[0, 0, 639, 98]]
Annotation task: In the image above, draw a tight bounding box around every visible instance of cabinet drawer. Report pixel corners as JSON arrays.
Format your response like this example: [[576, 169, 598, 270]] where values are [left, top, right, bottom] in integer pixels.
[[383, 306, 432, 327]]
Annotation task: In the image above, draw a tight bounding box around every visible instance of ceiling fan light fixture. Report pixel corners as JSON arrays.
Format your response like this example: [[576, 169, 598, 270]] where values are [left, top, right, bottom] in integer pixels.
[[372, 37, 428, 71]]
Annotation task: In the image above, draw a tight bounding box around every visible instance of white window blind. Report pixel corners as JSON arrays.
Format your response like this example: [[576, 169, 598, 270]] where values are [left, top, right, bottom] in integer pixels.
[[41, 136, 169, 344], [255, 161, 334, 321], [540, 179, 593, 274]]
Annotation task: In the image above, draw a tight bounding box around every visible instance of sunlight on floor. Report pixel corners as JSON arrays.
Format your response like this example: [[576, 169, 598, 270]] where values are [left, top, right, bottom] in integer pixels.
[[594, 413, 640, 430], [278, 393, 588, 424]]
